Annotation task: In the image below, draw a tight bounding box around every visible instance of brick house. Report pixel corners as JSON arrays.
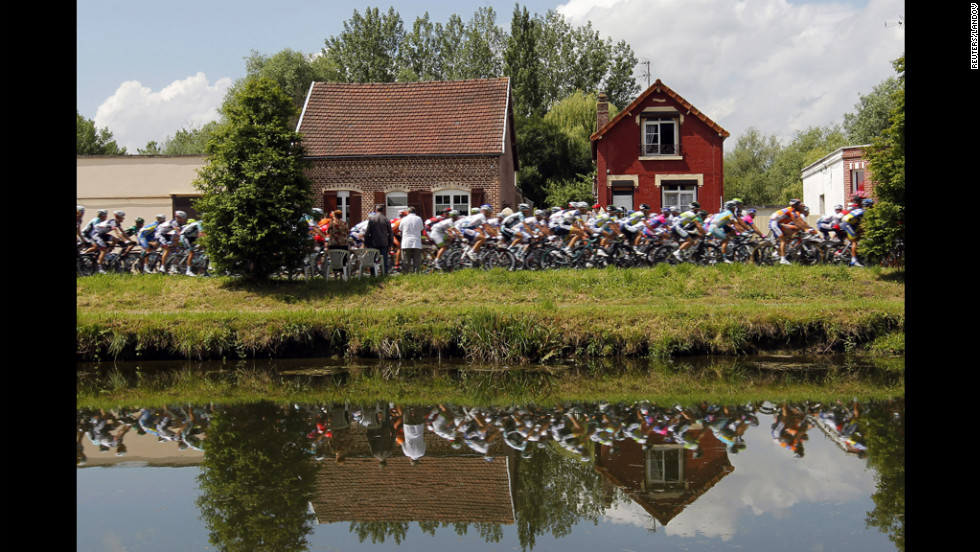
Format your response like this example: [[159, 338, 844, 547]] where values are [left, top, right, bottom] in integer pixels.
[[296, 78, 518, 224], [590, 80, 729, 213], [801, 145, 874, 219]]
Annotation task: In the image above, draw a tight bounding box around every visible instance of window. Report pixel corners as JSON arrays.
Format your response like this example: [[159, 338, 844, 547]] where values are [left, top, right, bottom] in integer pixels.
[[851, 170, 864, 194], [611, 187, 634, 211], [434, 190, 470, 215], [643, 118, 678, 156], [336, 191, 351, 222], [646, 446, 684, 486], [661, 181, 698, 209], [386, 192, 408, 219]]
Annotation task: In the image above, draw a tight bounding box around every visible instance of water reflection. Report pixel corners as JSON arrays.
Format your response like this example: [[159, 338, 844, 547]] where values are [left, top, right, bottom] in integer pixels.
[[77, 398, 904, 551]]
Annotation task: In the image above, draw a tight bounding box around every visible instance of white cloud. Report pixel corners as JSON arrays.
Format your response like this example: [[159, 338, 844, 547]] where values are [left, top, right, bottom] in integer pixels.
[[94, 72, 233, 153], [556, 0, 905, 144]]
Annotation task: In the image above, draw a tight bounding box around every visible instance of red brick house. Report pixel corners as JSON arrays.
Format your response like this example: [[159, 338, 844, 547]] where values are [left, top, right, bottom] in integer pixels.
[[296, 78, 518, 224], [591, 80, 729, 213]]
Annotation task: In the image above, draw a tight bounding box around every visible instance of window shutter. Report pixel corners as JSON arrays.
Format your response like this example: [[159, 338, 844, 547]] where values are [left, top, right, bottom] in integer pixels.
[[350, 192, 362, 226], [419, 191, 433, 220], [374, 191, 386, 212], [471, 188, 485, 211], [407, 190, 421, 216], [323, 190, 338, 213]]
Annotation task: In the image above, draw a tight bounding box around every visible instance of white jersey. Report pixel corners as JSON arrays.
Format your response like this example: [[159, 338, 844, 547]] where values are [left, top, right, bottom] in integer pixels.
[[92, 219, 119, 235]]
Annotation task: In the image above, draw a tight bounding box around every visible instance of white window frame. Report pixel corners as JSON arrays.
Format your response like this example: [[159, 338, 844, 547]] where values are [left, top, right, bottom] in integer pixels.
[[661, 181, 699, 210], [386, 192, 409, 220], [336, 190, 351, 222], [641, 117, 679, 157], [433, 189, 470, 215]]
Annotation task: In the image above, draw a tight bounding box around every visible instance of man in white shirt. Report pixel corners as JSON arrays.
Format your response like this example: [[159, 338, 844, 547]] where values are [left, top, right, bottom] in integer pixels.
[[398, 206, 425, 274]]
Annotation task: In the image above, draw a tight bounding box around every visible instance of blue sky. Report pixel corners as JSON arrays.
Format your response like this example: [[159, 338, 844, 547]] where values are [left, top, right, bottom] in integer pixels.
[[77, 0, 903, 153]]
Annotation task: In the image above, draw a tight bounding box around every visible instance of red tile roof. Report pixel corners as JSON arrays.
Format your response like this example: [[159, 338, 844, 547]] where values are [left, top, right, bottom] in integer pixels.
[[591, 79, 729, 141], [297, 78, 513, 158]]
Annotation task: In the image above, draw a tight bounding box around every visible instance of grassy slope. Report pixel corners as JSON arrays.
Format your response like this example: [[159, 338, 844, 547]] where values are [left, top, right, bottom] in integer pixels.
[[76, 264, 905, 362]]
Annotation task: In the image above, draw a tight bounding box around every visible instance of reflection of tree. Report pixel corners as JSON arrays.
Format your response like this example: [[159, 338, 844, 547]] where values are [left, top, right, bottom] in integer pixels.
[[349, 521, 409, 545], [196, 402, 318, 552], [513, 442, 606, 551], [862, 397, 905, 552]]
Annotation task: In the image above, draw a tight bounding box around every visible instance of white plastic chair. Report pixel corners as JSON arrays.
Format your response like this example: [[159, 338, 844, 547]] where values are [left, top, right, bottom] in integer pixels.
[[324, 249, 350, 281], [353, 248, 383, 277]]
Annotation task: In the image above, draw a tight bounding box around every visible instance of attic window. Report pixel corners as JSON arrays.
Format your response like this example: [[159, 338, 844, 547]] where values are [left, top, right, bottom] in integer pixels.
[[642, 117, 679, 156]]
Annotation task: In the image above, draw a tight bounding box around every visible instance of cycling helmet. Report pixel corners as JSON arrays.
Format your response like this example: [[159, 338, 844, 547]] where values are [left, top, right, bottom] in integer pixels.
[[661, 207, 672, 214], [724, 201, 736, 210], [833, 204, 843, 211], [669, 206, 680, 214], [638, 203, 650, 210], [862, 199, 874, 207], [155, 214, 166, 221], [534, 209, 546, 216], [135, 217, 144, 224], [480, 204, 492, 211], [731, 197, 743, 205], [113, 210, 126, 217], [448, 210, 460, 218], [312, 208, 324, 217], [747, 208, 757, 215], [97, 209, 109, 216], [175, 210, 188, 219], [789, 199, 802, 209], [77, 205, 85, 214], [689, 201, 700, 210], [517, 203, 531, 211], [470, 207, 480, 214]]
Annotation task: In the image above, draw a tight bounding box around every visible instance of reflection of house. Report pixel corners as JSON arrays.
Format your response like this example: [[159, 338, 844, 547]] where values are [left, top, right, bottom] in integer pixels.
[[593, 426, 733, 526], [296, 78, 519, 224], [310, 429, 516, 525], [76, 155, 206, 223]]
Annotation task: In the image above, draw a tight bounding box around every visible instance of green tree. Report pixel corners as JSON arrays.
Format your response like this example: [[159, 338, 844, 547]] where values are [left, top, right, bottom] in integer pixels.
[[844, 76, 900, 144], [397, 13, 440, 81], [323, 7, 405, 83], [193, 78, 313, 280], [861, 54, 905, 260], [460, 6, 505, 79], [723, 127, 783, 204], [142, 121, 221, 155], [504, 4, 544, 118], [196, 403, 318, 552], [77, 110, 127, 155], [768, 125, 847, 203]]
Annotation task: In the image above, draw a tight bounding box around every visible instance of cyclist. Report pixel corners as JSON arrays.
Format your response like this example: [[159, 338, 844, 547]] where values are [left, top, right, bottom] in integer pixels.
[[740, 208, 766, 239], [640, 207, 671, 246], [816, 204, 845, 241], [137, 214, 167, 273], [706, 201, 748, 262], [180, 218, 205, 276], [620, 204, 651, 246], [768, 199, 812, 265], [839, 198, 873, 266], [76, 206, 86, 244], [670, 202, 708, 261], [155, 211, 188, 273], [456, 205, 494, 261], [500, 203, 532, 248], [429, 210, 462, 267], [89, 210, 134, 273]]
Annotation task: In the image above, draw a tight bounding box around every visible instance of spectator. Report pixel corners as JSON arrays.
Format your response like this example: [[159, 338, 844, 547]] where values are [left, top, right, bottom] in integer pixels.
[[364, 204, 394, 274], [327, 210, 349, 251], [399, 207, 424, 274]]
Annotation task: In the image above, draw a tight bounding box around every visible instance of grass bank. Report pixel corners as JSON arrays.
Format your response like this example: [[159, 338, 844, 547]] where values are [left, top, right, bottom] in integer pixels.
[[76, 265, 905, 364], [77, 264, 905, 363]]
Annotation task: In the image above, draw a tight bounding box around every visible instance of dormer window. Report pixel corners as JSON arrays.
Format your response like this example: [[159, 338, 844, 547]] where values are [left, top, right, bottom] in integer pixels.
[[642, 117, 679, 156]]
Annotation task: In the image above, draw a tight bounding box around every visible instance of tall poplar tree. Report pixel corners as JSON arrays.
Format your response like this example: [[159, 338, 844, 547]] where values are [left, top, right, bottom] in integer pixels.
[[193, 78, 313, 280]]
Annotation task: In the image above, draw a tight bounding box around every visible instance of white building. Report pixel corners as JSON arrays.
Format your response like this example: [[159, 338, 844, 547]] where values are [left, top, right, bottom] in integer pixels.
[[801, 145, 872, 219]]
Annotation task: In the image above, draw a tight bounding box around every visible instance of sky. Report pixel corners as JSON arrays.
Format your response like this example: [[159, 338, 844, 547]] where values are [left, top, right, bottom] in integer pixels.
[[76, 0, 905, 153]]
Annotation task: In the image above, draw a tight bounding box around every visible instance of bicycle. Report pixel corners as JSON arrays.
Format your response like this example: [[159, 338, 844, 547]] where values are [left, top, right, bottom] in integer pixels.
[[655, 235, 724, 266]]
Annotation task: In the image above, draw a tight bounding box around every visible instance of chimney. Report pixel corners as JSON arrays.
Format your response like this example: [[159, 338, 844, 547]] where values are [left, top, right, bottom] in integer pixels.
[[596, 92, 609, 131]]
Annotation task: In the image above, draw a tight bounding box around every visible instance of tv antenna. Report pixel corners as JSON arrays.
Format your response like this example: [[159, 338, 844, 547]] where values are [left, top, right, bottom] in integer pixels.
[[884, 15, 904, 29], [639, 60, 651, 88]]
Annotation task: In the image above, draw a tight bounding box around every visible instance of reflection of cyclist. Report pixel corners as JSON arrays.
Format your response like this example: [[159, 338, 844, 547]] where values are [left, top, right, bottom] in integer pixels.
[[771, 403, 810, 457]]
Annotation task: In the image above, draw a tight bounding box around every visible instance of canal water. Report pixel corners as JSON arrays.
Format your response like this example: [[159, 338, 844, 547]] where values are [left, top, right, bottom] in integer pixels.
[[76, 361, 904, 552]]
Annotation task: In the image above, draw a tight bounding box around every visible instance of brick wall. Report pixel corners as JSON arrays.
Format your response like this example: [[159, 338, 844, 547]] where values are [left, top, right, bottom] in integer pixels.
[[305, 155, 514, 221]]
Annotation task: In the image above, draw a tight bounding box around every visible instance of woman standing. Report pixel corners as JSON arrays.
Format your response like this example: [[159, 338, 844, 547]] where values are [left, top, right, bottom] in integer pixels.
[[327, 210, 349, 250]]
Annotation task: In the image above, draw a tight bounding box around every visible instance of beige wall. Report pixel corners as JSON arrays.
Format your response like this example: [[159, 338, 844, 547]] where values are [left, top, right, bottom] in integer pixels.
[[77, 155, 206, 223]]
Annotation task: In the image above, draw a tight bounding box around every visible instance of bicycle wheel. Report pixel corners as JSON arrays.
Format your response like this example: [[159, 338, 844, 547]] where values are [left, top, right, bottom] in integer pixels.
[[489, 248, 517, 271], [821, 242, 849, 265], [752, 243, 777, 266], [648, 244, 675, 265], [77, 253, 97, 276], [730, 243, 754, 264], [694, 243, 724, 265], [795, 242, 822, 265]]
